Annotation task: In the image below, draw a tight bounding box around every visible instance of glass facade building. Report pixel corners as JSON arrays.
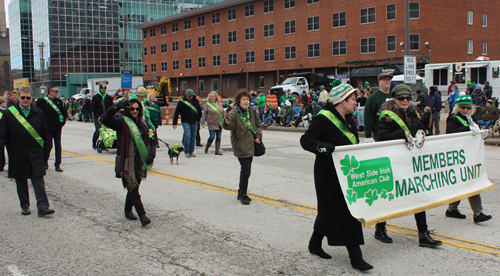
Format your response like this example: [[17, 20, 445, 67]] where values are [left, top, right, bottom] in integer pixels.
[[9, 0, 34, 81]]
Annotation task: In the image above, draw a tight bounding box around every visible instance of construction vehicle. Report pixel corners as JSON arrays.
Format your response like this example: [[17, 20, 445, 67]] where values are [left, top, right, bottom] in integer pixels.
[[147, 77, 171, 104]]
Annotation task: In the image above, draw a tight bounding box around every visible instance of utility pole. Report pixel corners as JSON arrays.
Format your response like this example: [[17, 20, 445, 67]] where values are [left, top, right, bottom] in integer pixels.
[[404, 0, 410, 55], [122, 14, 129, 69]]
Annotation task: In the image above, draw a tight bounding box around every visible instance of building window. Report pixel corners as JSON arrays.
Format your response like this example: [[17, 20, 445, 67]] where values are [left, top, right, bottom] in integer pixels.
[[185, 39, 191, 50], [143, 30, 147, 39], [181, 81, 188, 90], [264, 24, 274, 37], [228, 31, 237, 43], [468, 40, 473, 54], [410, 34, 420, 50], [264, 0, 274, 13], [361, 7, 376, 24], [245, 28, 255, 40], [285, 46, 296, 60], [245, 4, 254, 17], [212, 79, 219, 91], [361, 37, 376, 53], [332, 12, 346, 28], [185, 59, 192, 69], [143, 47, 147, 56], [482, 41, 487, 55], [150, 45, 156, 55], [284, 0, 295, 9], [144, 64, 147, 73], [228, 53, 237, 65], [213, 55, 221, 67], [173, 60, 179, 71], [184, 19, 191, 30], [482, 13, 487, 27], [467, 11, 474, 25], [212, 12, 220, 24], [161, 25, 167, 35], [212, 33, 221, 45], [161, 43, 167, 54], [246, 51, 255, 63], [172, 41, 179, 52], [228, 8, 236, 21], [199, 57, 206, 68], [172, 22, 178, 32], [308, 43, 320, 58], [264, 48, 275, 62], [199, 80, 205, 92], [161, 61, 167, 72], [259, 76, 265, 88], [332, 40, 347, 56], [150, 28, 155, 37], [307, 16, 320, 31], [387, 35, 396, 52], [151, 63, 157, 73], [285, 20, 296, 34], [387, 4, 396, 21], [409, 3, 420, 19], [198, 16, 205, 27], [307, 0, 319, 4], [198, 36, 205, 48]]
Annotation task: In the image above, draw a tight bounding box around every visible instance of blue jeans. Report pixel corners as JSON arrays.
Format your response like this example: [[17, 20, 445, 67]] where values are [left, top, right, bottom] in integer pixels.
[[182, 122, 198, 154], [263, 117, 273, 125], [208, 127, 222, 143], [258, 107, 265, 120], [286, 115, 293, 124], [48, 128, 62, 167], [477, 120, 492, 129], [357, 108, 364, 127]]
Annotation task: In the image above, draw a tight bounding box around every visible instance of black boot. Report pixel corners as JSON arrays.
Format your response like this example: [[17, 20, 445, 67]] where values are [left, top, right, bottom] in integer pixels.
[[237, 189, 251, 205], [205, 140, 213, 154], [347, 245, 373, 271], [419, 231, 443, 248], [125, 211, 137, 220], [215, 142, 223, 155], [139, 214, 151, 226], [374, 223, 393, 243], [308, 231, 331, 259]]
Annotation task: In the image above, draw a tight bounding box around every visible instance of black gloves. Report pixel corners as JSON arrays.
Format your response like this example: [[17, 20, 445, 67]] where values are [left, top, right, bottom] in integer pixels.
[[146, 155, 155, 165], [317, 143, 335, 154], [115, 99, 130, 110]]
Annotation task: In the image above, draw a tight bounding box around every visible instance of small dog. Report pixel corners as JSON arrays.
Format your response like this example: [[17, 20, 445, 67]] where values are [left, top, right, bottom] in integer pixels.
[[168, 143, 185, 165]]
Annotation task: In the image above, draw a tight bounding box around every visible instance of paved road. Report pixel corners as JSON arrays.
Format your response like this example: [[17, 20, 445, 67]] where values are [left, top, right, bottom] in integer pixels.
[[1, 120, 499, 275]]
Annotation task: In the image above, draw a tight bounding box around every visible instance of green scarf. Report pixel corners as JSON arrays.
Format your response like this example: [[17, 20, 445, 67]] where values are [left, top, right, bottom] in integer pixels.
[[235, 107, 257, 135]]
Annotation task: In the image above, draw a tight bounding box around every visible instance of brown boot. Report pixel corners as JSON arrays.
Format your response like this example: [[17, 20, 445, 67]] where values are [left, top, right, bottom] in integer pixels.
[[215, 142, 223, 155]]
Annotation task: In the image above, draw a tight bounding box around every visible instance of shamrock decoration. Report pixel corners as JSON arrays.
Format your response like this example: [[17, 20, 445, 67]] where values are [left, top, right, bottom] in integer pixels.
[[364, 189, 379, 206], [345, 189, 357, 205], [340, 155, 360, 176], [388, 193, 395, 201], [380, 189, 388, 199]]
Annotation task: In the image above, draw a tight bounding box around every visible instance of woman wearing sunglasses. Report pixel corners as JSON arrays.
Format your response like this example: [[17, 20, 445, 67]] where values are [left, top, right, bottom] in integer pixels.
[[444, 92, 492, 223], [376, 84, 443, 248]]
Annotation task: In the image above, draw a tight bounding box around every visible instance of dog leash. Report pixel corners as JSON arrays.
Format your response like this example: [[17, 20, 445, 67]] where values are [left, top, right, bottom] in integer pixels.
[[157, 138, 172, 149]]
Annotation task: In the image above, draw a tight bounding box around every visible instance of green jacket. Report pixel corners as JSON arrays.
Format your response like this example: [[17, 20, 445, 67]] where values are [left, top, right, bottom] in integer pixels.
[[257, 95, 267, 108], [283, 107, 296, 118], [279, 95, 287, 105]]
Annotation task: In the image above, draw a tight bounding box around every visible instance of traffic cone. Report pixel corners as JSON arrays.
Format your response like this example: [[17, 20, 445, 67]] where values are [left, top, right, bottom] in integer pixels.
[[165, 97, 170, 125]]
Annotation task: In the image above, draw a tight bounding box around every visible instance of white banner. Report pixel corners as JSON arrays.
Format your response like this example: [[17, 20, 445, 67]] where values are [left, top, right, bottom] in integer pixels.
[[332, 132, 495, 227]]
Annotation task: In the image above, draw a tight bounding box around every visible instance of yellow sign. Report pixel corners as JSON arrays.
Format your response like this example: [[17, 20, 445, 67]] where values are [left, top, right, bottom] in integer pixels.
[[13, 79, 29, 91]]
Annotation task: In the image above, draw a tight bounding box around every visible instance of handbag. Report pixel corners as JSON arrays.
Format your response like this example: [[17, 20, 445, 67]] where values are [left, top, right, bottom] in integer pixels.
[[253, 133, 265, 157]]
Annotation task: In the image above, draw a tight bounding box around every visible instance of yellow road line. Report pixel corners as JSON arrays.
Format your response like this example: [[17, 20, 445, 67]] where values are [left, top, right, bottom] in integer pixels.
[[62, 149, 500, 257]]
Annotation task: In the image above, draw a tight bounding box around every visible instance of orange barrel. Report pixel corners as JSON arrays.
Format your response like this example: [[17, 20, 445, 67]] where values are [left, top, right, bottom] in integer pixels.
[[165, 97, 170, 124]]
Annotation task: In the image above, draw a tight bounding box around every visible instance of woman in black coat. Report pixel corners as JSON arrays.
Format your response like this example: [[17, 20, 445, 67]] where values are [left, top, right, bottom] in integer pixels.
[[376, 84, 442, 248], [300, 83, 372, 271], [444, 93, 492, 223], [102, 98, 157, 227]]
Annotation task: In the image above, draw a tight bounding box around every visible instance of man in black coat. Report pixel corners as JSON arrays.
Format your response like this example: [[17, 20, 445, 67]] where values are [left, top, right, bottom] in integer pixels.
[[172, 89, 202, 157], [91, 84, 113, 149], [36, 85, 67, 172], [425, 86, 442, 135], [0, 86, 55, 217]]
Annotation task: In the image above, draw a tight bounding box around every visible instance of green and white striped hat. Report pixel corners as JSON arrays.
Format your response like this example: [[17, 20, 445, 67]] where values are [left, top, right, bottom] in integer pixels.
[[329, 83, 357, 105], [455, 92, 473, 105]]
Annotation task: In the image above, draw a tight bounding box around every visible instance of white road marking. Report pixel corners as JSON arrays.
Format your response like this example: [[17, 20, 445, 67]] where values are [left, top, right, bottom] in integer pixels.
[[7, 265, 27, 276]]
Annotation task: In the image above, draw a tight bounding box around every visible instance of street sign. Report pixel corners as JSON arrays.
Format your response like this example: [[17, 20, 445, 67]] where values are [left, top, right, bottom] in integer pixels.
[[404, 56, 416, 84], [121, 69, 133, 89], [40, 84, 46, 89]]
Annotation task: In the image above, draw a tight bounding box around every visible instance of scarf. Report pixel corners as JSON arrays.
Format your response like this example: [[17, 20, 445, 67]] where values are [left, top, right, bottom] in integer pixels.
[[119, 116, 150, 190]]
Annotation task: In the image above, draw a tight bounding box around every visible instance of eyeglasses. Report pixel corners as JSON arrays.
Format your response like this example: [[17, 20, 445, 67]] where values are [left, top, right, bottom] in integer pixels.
[[460, 106, 472, 110], [50, 90, 58, 92], [129, 107, 140, 111], [396, 96, 412, 101], [20, 96, 32, 100]]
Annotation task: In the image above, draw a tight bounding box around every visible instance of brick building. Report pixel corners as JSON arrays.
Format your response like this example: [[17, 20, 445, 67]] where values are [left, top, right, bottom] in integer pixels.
[[136, 0, 500, 98]]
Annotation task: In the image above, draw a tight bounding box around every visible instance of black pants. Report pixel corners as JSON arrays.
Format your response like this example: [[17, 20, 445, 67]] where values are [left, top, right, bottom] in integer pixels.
[[238, 157, 253, 194], [376, 211, 427, 233], [123, 178, 146, 216], [92, 118, 100, 146], [48, 128, 62, 167], [196, 122, 202, 145], [15, 174, 50, 211]]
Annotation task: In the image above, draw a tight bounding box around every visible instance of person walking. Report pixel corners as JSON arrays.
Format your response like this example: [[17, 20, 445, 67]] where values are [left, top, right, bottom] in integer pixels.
[[173, 89, 202, 158], [445, 93, 492, 223], [102, 98, 157, 227], [300, 83, 373, 271], [91, 84, 113, 149], [145, 93, 167, 131], [223, 90, 263, 205], [364, 73, 394, 142], [376, 84, 442, 248], [0, 86, 55, 217], [356, 91, 367, 131], [36, 85, 67, 172], [425, 86, 442, 135], [201, 91, 224, 155], [256, 92, 267, 121], [6, 91, 18, 107]]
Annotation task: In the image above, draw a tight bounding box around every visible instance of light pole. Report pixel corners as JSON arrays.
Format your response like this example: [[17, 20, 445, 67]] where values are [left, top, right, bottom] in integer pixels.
[[404, 0, 410, 56]]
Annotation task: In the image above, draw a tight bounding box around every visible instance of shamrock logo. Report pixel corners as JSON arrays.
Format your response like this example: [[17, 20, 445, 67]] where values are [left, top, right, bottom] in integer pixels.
[[364, 189, 379, 206], [388, 193, 395, 201], [380, 189, 388, 199], [345, 189, 357, 205], [340, 155, 360, 176]]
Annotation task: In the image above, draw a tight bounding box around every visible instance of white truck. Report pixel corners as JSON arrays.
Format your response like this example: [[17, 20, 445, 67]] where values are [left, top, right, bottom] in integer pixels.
[[71, 76, 144, 100], [269, 73, 334, 105]]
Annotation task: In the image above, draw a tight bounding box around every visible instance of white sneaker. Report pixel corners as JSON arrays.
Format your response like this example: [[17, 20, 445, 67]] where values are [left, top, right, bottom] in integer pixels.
[[185, 153, 191, 158], [190, 153, 197, 157]]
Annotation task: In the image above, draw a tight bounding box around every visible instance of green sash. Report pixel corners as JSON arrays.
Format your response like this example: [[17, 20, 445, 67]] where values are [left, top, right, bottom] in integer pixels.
[[380, 110, 411, 134], [318, 110, 357, 145], [43, 96, 64, 123], [181, 99, 198, 114], [235, 108, 257, 135], [123, 116, 152, 169], [146, 104, 163, 114], [8, 106, 44, 148], [454, 115, 471, 127], [206, 101, 223, 125]]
